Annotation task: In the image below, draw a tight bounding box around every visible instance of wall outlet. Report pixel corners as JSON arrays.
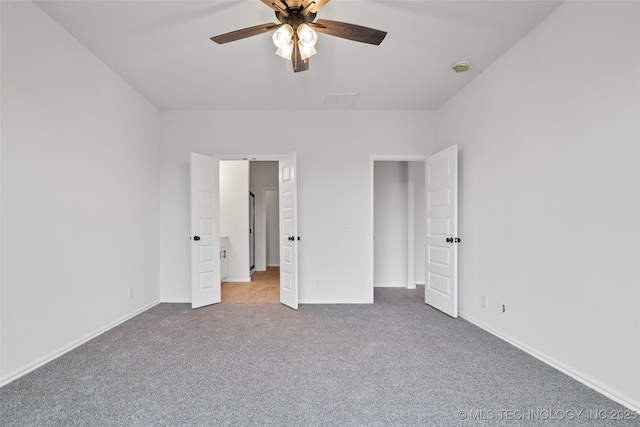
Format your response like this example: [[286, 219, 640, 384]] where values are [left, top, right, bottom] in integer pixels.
[[128, 289, 134, 300], [481, 296, 487, 308]]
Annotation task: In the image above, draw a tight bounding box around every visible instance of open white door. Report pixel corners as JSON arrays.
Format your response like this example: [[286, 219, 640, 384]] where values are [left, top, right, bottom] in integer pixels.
[[190, 152, 221, 309], [425, 145, 458, 318], [279, 152, 298, 309]]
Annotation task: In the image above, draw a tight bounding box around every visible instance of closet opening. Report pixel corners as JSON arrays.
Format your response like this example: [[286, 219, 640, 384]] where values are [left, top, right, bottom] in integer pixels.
[[372, 159, 426, 303]]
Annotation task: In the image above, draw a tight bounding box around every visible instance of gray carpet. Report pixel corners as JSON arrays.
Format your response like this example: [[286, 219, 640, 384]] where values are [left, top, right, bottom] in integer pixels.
[[1, 303, 637, 426]]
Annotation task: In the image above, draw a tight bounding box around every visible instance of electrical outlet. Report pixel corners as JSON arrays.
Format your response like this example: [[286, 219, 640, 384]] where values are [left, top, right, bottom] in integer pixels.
[[128, 289, 134, 300], [481, 296, 487, 308]]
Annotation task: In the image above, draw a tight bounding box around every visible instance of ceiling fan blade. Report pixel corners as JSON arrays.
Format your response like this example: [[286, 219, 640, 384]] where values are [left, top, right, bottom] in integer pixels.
[[304, 0, 331, 13], [312, 19, 387, 45], [292, 35, 309, 72], [211, 23, 281, 44]]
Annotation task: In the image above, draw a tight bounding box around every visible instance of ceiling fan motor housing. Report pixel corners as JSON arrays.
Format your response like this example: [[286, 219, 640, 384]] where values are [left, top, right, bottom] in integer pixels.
[[276, 9, 316, 29]]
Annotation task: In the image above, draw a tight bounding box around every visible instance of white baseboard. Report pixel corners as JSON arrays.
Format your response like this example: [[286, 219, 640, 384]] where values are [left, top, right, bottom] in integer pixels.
[[374, 283, 407, 288], [0, 300, 161, 387], [298, 299, 373, 304], [459, 311, 640, 412], [266, 264, 280, 267], [161, 298, 190, 303], [222, 277, 251, 283]]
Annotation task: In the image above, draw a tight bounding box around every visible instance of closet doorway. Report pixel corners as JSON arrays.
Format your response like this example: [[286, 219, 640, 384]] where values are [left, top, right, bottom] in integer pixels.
[[372, 158, 426, 303]]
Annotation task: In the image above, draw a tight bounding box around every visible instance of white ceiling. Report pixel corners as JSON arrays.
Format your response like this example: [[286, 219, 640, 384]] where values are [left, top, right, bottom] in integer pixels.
[[34, 0, 563, 110]]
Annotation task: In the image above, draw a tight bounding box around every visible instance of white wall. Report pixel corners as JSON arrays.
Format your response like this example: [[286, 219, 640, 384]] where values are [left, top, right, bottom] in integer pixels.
[[249, 161, 279, 271], [159, 111, 437, 302], [374, 161, 408, 287], [1, 1, 160, 383], [437, 1, 640, 408], [220, 161, 250, 282], [265, 189, 280, 267]]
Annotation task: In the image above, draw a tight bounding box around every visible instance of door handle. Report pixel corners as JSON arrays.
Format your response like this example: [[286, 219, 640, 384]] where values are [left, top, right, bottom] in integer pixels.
[[288, 236, 294, 241], [455, 238, 461, 243], [193, 236, 201, 241], [446, 237, 453, 243]]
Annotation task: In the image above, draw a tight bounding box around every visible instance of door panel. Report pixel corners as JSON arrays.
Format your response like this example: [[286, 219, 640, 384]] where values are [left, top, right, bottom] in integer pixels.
[[279, 152, 298, 309], [190, 153, 221, 309], [425, 145, 458, 317]]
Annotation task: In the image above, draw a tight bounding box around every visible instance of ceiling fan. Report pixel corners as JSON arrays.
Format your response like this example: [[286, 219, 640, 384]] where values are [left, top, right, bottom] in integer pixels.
[[210, 0, 387, 72]]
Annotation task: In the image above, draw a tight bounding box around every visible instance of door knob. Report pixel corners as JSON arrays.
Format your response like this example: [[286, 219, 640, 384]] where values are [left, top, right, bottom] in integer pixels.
[[193, 236, 200, 241], [446, 237, 453, 243], [288, 236, 294, 241], [455, 237, 461, 243]]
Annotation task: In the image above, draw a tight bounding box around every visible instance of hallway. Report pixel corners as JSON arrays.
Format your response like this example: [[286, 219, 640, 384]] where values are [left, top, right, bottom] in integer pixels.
[[221, 267, 280, 303]]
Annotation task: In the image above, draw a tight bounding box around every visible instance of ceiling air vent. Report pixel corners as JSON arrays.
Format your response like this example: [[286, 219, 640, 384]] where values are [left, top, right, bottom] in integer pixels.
[[326, 93, 357, 108]]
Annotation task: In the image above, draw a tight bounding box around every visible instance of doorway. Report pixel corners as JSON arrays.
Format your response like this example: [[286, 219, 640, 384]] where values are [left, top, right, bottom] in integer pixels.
[[220, 160, 281, 303], [372, 158, 426, 303], [190, 152, 299, 310]]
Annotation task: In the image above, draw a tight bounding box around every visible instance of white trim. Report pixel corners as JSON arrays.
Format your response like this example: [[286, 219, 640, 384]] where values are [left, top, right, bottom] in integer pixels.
[[0, 300, 161, 387], [460, 312, 640, 412], [215, 154, 283, 161], [298, 299, 372, 304], [374, 283, 408, 288], [407, 162, 416, 289], [222, 277, 251, 283], [161, 298, 191, 303]]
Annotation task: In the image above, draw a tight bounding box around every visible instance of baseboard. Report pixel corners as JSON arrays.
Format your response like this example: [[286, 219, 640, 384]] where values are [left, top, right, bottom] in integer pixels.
[[223, 277, 251, 283], [161, 298, 190, 303], [0, 300, 161, 388], [459, 311, 640, 412], [298, 299, 372, 304], [374, 283, 407, 288], [266, 264, 280, 267]]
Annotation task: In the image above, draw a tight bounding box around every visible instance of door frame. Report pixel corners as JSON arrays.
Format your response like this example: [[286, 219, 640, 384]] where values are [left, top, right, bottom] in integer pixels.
[[370, 154, 426, 302], [215, 153, 295, 308]]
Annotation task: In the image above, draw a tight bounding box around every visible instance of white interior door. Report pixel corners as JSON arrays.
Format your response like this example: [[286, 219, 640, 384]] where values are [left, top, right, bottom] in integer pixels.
[[190, 152, 221, 309], [425, 145, 458, 317], [279, 152, 298, 309]]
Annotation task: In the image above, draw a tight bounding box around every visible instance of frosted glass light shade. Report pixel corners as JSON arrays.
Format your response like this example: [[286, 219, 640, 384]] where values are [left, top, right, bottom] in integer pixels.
[[296, 24, 317, 48], [272, 24, 294, 49], [299, 44, 317, 60], [276, 40, 293, 60]]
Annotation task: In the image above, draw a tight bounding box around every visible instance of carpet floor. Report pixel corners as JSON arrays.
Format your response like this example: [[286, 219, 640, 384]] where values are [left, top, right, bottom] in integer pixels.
[[1, 303, 637, 426]]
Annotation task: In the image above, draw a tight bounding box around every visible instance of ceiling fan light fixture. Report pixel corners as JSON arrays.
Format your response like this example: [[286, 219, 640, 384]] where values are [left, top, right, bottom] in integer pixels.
[[297, 23, 318, 48], [272, 24, 294, 49], [299, 44, 317, 60], [276, 40, 294, 60]]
